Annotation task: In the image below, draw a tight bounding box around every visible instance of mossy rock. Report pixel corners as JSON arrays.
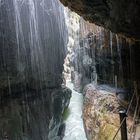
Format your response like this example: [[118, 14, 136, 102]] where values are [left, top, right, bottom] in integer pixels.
[[98, 124, 120, 140]]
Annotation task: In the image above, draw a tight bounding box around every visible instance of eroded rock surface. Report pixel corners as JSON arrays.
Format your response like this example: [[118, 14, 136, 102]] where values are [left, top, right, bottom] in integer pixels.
[[83, 84, 134, 140], [60, 0, 140, 40], [0, 87, 71, 140], [0, 0, 71, 139]]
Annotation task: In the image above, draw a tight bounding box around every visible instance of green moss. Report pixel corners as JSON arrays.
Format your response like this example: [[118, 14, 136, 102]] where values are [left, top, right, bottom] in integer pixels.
[[62, 107, 71, 121]]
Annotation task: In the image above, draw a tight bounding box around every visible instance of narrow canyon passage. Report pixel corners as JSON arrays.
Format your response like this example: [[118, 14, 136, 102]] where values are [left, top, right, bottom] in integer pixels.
[[0, 0, 140, 139], [63, 81, 87, 140]]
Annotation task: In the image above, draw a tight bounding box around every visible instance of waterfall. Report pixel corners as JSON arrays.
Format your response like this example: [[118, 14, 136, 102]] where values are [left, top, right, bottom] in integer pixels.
[[0, 0, 67, 89], [0, 0, 72, 140], [116, 35, 124, 87], [110, 31, 113, 58]]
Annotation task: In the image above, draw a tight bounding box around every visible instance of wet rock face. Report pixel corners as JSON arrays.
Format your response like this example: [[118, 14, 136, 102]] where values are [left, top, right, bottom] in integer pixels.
[[71, 19, 140, 93], [71, 46, 96, 92], [0, 0, 71, 139], [60, 0, 140, 40], [0, 0, 67, 90], [0, 87, 71, 140], [83, 84, 133, 140]]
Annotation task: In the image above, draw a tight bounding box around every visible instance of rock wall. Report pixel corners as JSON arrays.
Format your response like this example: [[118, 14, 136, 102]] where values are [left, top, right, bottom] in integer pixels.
[[69, 18, 140, 140], [60, 0, 140, 40], [63, 8, 80, 81], [61, 4, 140, 140], [70, 19, 140, 94], [0, 0, 67, 90], [0, 0, 71, 139], [63, 9, 140, 94], [0, 87, 71, 140]]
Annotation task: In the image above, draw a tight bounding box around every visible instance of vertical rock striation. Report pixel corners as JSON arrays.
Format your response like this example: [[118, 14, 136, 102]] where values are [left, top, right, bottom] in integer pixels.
[[0, 0, 71, 139], [0, 0, 67, 90], [69, 19, 140, 94]]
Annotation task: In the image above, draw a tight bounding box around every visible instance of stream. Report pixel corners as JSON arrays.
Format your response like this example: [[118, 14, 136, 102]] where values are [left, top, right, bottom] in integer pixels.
[[63, 81, 87, 140]]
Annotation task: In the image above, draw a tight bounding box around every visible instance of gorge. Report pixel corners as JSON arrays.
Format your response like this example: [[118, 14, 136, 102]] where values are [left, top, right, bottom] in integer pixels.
[[0, 0, 140, 140]]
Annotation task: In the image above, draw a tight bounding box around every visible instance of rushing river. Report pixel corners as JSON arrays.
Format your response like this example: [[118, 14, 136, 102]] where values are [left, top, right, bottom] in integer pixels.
[[63, 81, 87, 140]]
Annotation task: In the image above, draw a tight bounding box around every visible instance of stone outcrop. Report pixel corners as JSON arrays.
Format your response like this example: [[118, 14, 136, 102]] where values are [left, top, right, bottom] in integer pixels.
[[83, 84, 134, 140], [60, 0, 140, 40], [0, 87, 71, 140]]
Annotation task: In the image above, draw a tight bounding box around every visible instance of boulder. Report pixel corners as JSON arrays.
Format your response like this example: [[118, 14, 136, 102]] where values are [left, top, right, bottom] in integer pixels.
[[83, 84, 133, 140]]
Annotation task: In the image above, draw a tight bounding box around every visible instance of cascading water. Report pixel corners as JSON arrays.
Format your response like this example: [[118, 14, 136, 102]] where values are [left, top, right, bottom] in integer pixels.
[[110, 31, 113, 58], [0, 0, 72, 140], [12, 0, 67, 88], [116, 35, 124, 87], [63, 81, 87, 140]]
